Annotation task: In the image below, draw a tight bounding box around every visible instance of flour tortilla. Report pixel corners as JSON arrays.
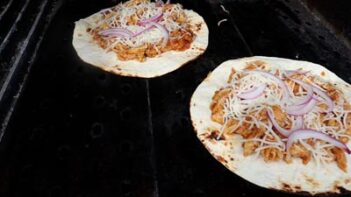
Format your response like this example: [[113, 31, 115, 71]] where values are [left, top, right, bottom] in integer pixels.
[[190, 56, 351, 195], [72, 7, 208, 78]]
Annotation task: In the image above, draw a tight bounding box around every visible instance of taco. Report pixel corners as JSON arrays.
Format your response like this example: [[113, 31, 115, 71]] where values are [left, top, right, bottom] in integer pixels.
[[190, 56, 351, 195], [72, 0, 208, 78]]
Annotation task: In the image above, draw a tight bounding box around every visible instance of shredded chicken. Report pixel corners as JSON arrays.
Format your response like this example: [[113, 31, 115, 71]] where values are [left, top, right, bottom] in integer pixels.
[[289, 143, 312, 164], [261, 148, 284, 162], [332, 147, 347, 172], [243, 141, 258, 156], [89, 0, 195, 62], [209, 61, 351, 171], [210, 88, 232, 124]]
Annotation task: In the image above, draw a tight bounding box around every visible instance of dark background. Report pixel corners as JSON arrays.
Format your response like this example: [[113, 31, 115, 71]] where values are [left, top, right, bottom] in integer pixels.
[[0, 0, 351, 196]]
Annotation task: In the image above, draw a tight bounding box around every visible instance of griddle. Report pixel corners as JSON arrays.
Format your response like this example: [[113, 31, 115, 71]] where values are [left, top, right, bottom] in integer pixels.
[[0, 0, 351, 196]]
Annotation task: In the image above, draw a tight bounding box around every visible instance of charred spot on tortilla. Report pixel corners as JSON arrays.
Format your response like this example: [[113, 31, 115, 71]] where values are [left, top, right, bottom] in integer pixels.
[[190, 56, 351, 195], [200, 129, 225, 140], [304, 175, 320, 188], [73, 0, 209, 78], [215, 155, 227, 163], [281, 183, 293, 192], [294, 186, 302, 191], [208, 130, 225, 140]]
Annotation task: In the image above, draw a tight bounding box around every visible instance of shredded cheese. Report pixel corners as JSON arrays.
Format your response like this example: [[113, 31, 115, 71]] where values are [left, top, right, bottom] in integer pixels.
[[87, 0, 190, 48], [218, 67, 351, 166]]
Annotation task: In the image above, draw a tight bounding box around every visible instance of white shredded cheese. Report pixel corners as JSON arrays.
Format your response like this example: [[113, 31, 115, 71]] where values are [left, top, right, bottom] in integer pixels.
[[88, 0, 191, 48], [218, 68, 351, 166]]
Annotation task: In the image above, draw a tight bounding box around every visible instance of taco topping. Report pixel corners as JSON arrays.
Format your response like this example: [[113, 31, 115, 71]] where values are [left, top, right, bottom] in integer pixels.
[[210, 60, 351, 172], [86, 0, 195, 62]]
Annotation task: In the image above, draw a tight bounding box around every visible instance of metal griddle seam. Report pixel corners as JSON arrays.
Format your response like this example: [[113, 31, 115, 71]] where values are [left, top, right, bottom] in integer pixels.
[[0, 0, 49, 137], [0, 0, 63, 140], [145, 79, 160, 197], [0, 0, 14, 21], [0, 0, 30, 53]]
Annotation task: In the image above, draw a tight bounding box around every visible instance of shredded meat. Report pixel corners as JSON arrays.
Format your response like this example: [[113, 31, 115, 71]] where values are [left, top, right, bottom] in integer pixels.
[[345, 113, 351, 136], [209, 64, 351, 171], [332, 147, 347, 172], [113, 44, 148, 62], [93, 28, 195, 62], [322, 82, 341, 102], [243, 141, 258, 156], [245, 60, 266, 70], [222, 119, 239, 135], [325, 119, 342, 130], [289, 143, 311, 165], [227, 68, 236, 84], [261, 148, 284, 162], [210, 88, 232, 124], [125, 0, 148, 7], [162, 29, 194, 52], [234, 124, 265, 139], [90, 2, 195, 62], [271, 105, 292, 130]]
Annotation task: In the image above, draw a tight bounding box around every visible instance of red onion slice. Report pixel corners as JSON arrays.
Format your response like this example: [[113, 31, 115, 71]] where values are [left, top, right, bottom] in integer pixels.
[[289, 78, 313, 106], [246, 70, 290, 99], [98, 23, 169, 47], [137, 12, 163, 26], [237, 84, 266, 100], [312, 86, 334, 112], [286, 97, 317, 116], [99, 28, 134, 38], [267, 109, 292, 137], [133, 25, 155, 37], [292, 116, 303, 130], [267, 110, 303, 137], [285, 103, 305, 113], [287, 129, 351, 154], [148, 22, 169, 47]]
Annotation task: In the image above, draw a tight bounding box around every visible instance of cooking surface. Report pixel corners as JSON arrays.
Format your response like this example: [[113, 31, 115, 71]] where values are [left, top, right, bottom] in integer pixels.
[[0, 0, 351, 196]]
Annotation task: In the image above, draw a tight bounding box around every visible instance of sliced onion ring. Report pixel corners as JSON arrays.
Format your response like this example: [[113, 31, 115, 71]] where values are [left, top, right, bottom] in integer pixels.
[[237, 84, 266, 100], [268, 109, 295, 137], [99, 23, 169, 47], [133, 25, 155, 37], [287, 129, 351, 154], [148, 22, 169, 47], [246, 70, 290, 99], [99, 28, 134, 38], [288, 78, 313, 105], [137, 12, 163, 26], [285, 97, 317, 116], [312, 86, 334, 112], [293, 116, 303, 130]]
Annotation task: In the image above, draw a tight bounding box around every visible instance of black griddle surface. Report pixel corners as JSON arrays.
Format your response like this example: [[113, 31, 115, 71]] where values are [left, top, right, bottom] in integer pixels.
[[0, 0, 351, 196]]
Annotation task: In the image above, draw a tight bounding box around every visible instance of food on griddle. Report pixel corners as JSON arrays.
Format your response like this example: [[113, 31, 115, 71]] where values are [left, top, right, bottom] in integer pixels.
[[190, 56, 351, 194], [73, 0, 208, 78]]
